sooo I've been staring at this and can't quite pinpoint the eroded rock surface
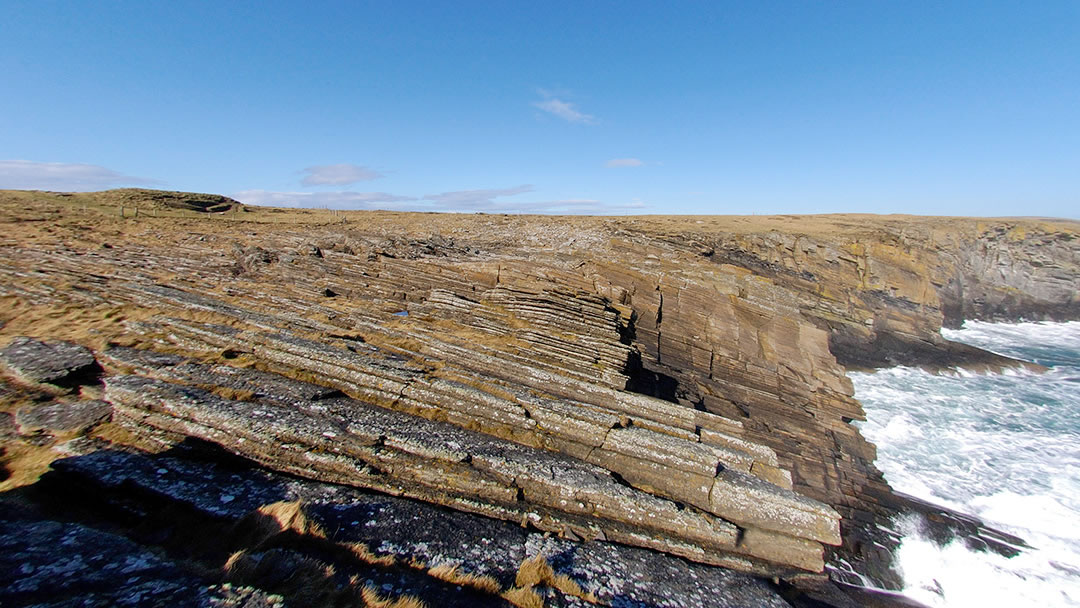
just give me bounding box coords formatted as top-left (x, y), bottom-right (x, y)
top-left (0, 190), bottom-right (1076, 605)
top-left (0, 337), bottom-right (99, 391)
top-left (15, 399), bottom-right (112, 435)
top-left (42, 446), bottom-right (792, 608)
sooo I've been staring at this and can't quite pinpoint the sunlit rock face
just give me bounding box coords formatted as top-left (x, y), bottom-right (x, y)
top-left (1, 189), bottom-right (1077, 601)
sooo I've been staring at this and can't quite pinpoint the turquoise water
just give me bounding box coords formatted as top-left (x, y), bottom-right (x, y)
top-left (852, 321), bottom-right (1080, 607)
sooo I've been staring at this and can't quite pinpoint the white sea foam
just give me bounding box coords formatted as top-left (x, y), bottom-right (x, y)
top-left (852, 320), bottom-right (1080, 607)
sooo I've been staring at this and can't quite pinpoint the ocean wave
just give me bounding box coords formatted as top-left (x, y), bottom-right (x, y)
top-left (852, 320), bottom-right (1080, 606)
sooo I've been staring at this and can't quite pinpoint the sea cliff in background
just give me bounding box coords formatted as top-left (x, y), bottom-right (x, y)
top-left (1, 189), bottom-right (1077, 607)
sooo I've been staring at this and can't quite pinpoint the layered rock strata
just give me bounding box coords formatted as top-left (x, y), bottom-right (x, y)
top-left (1, 189), bottom-right (1078, 597)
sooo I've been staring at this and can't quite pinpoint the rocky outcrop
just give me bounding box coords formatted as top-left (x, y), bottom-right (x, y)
top-left (660, 218), bottom-right (1080, 369)
top-left (1, 189), bottom-right (1077, 606)
top-left (0, 336), bottom-right (100, 391)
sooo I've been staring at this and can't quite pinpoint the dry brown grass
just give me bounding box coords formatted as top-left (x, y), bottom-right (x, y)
top-left (0, 442), bottom-right (62, 491)
top-left (208, 386), bottom-right (257, 402)
top-left (223, 548), bottom-right (347, 606)
top-left (505, 554), bottom-right (597, 606)
top-left (360, 586), bottom-right (427, 608)
top-left (514, 554), bottom-right (556, 589)
top-left (345, 541), bottom-right (396, 567)
top-left (0, 298), bottom-right (157, 353)
top-left (426, 562), bottom-right (502, 594)
top-left (224, 503), bottom-right (431, 608)
top-left (257, 499), bottom-right (327, 538)
top-left (501, 586), bottom-right (544, 608)
top-left (230, 499), bottom-right (327, 553)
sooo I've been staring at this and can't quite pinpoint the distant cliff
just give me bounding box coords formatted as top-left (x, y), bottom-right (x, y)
top-left (1, 189), bottom-right (1076, 607)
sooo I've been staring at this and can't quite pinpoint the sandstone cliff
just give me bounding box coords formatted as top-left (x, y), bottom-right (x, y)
top-left (1, 190), bottom-right (1075, 607)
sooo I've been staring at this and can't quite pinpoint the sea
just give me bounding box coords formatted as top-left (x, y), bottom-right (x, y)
top-left (851, 320), bottom-right (1080, 607)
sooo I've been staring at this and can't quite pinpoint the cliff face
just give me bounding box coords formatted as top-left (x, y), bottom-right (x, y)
top-left (668, 217), bottom-right (1080, 368)
top-left (1, 190), bottom-right (1077, 606)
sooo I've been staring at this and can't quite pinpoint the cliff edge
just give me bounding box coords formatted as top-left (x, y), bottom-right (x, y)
top-left (1, 190), bottom-right (1075, 607)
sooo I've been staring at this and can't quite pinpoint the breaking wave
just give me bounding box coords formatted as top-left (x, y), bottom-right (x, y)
top-left (852, 321), bottom-right (1080, 606)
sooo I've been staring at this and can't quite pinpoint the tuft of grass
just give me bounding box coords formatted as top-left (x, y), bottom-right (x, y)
top-left (346, 541), bottom-right (396, 567)
top-left (256, 499), bottom-right (326, 538)
top-left (0, 442), bottom-right (63, 491)
top-left (508, 554), bottom-right (597, 606)
top-left (551, 573), bottom-right (595, 601)
top-left (514, 554), bottom-right (555, 589)
top-left (231, 499), bottom-right (326, 551)
top-left (360, 586), bottom-right (428, 608)
top-left (223, 547), bottom-right (344, 606)
top-left (426, 562), bottom-right (502, 595)
top-left (501, 586), bottom-right (544, 608)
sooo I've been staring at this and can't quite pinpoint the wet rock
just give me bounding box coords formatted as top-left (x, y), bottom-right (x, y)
top-left (0, 337), bottom-right (99, 390)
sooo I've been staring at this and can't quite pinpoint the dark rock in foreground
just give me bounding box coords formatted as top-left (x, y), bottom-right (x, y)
top-left (42, 446), bottom-right (792, 607)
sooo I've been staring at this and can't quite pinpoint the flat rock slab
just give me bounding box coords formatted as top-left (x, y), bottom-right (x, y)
top-left (15, 400), bottom-right (112, 435)
top-left (0, 503), bottom-right (282, 608)
top-left (52, 447), bottom-right (790, 607)
top-left (0, 337), bottom-right (98, 389)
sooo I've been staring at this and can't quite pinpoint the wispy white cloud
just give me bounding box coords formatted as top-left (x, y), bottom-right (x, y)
top-left (422, 185), bottom-right (535, 211)
top-left (0, 160), bottom-right (159, 191)
top-left (505, 199), bottom-right (647, 215)
top-left (234, 184), bottom-right (649, 215)
top-left (605, 158), bottom-right (644, 168)
top-left (421, 186), bottom-right (648, 214)
top-left (232, 189), bottom-right (416, 209)
top-left (301, 163), bottom-right (382, 186)
top-left (532, 90), bottom-right (594, 124)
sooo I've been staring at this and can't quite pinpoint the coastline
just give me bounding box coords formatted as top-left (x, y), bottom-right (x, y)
top-left (1, 188), bottom-right (1078, 607)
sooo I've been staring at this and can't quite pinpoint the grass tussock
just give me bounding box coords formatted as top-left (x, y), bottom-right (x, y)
top-left (501, 586), bottom-right (544, 608)
top-left (257, 499), bottom-right (327, 538)
top-left (230, 499), bottom-right (326, 551)
top-left (224, 502), bottom-right (428, 608)
top-left (514, 554), bottom-right (556, 589)
top-left (504, 554), bottom-right (598, 606)
top-left (0, 442), bottom-right (62, 491)
top-left (426, 562), bottom-right (502, 594)
top-left (346, 541), bottom-right (396, 567)
top-left (360, 586), bottom-right (427, 608)
top-left (223, 548), bottom-right (347, 606)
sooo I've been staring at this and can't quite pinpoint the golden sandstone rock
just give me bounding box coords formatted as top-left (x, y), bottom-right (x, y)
top-left (1, 189), bottom-right (1076, 585)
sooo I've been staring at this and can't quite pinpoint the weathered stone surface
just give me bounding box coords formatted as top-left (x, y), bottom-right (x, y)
top-left (103, 371), bottom-right (804, 570)
top-left (101, 342), bottom-right (840, 571)
top-left (0, 337), bottom-right (98, 389)
top-left (0, 503), bottom-right (251, 608)
top-left (2, 189), bottom-right (1075, 600)
top-left (15, 400), bottom-right (112, 435)
top-left (47, 447), bottom-right (793, 607)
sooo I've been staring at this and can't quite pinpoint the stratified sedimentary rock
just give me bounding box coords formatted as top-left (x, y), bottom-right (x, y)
top-left (0, 189), bottom-right (1076, 603)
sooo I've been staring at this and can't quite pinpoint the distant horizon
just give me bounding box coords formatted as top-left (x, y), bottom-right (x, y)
top-left (2, 3), bottom-right (1077, 218)
top-left (9, 186), bottom-right (1080, 223)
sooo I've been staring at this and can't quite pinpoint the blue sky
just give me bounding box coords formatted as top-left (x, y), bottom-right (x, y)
top-left (1, 2), bottom-right (1077, 216)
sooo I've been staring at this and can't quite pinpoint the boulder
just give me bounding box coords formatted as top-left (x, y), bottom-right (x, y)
top-left (15, 400), bottom-right (112, 435)
top-left (0, 337), bottom-right (98, 390)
